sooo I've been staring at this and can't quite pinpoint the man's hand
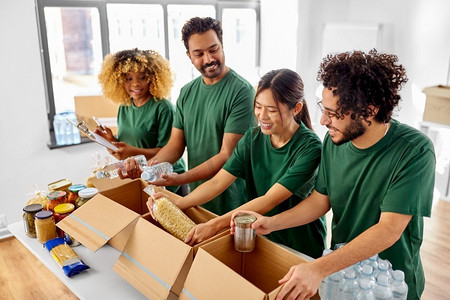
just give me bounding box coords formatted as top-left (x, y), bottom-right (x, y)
top-left (150, 172), bottom-right (184, 187)
top-left (184, 221), bottom-right (217, 245)
top-left (117, 156), bottom-right (144, 179)
top-left (230, 210), bottom-right (273, 236)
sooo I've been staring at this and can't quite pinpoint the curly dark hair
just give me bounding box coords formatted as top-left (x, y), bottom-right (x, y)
top-left (181, 17), bottom-right (223, 52)
top-left (317, 49), bottom-right (408, 123)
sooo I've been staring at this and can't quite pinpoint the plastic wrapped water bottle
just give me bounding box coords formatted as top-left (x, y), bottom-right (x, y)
top-left (355, 278), bottom-right (376, 300)
top-left (318, 249), bottom-right (333, 299)
top-left (391, 270), bottom-right (408, 299)
top-left (373, 274), bottom-right (393, 299)
top-left (141, 162), bottom-right (173, 182)
top-left (376, 259), bottom-right (392, 283)
top-left (338, 268), bottom-right (359, 299)
top-left (327, 269), bottom-right (344, 300)
top-left (360, 263), bottom-right (376, 289)
top-left (96, 154), bottom-right (148, 179)
top-left (67, 111), bottom-right (81, 144)
top-left (53, 113), bottom-right (65, 145)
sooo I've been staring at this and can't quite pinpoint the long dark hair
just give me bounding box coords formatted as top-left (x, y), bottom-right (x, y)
top-left (255, 69), bottom-right (312, 130)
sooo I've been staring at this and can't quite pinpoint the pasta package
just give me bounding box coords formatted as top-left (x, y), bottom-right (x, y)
top-left (44, 237), bottom-right (90, 277)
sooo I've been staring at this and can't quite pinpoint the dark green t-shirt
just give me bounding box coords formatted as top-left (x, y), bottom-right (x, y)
top-left (315, 119), bottom-right (435, 299)
top-left (117, 98), bottom-right (186, 192)
top-left (173, 69), bottom-right (255, 215)
top-left (223, 124), bottom-right (326, 258)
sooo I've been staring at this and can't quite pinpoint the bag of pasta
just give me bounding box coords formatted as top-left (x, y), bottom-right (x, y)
top-left (44, 237), bottom-right (90, 277)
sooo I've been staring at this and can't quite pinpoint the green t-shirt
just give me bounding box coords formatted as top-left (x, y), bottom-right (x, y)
top-left (174, 69), bottom-right (255, 215)
top-left (223, 124), bottom-right (326, 258)
top-left (315, 119), bottom-right (435, 299)
top-left (117, 98), bottom-right (186, 192)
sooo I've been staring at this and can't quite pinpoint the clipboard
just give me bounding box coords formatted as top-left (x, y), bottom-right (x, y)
top-left (67, 118), bottom-right (119, 151)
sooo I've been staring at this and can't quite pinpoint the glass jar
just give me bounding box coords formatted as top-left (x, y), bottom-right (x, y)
top-left (46, 190), bottom-right (66, 212)
top-left (35, 210), bottom-right (57, 244)
top-left (54, 203), bottom-right (75, 237)
top-left (22, 204), bottom-right (43, 238)
top-left (67, 184), bottom-right (86, 206)
top-left (76, 187), bottom-right (98, 208)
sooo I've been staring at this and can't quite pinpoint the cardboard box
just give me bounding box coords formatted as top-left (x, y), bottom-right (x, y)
top-left (57, 178), bottom-right (226, 299)
top-left (180, 235), bottom-right (319, 300)
top-left (422, 85), bottom-right (450, 125)
top-left (74, 95), bottom-right (119, 134)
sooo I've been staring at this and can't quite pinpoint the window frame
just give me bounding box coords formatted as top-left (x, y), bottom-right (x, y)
top-left (35, 0), bottom-right (260, 149)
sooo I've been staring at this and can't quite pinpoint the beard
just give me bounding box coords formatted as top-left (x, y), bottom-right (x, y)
top-left (199, 60), bottom-right (224, 79)
top-left (333, 118), bottom-right (366, 146)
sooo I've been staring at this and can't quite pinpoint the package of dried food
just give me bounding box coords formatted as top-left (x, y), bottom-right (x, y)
top-left (44, 237), bottom-right (90, 277)
top-left (144, 185), bottom-right (195, 241)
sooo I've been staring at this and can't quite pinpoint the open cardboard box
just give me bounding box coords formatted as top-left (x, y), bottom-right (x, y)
top-left (180, 234), bottom-right (320, 300)
top-left (422, 85), bottom-right (450, 125)
top-left (58, 178), bottom-right (227, 299)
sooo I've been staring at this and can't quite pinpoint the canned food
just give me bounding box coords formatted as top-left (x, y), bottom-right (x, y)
top-left (46, 190), bottom-right (66, 212)
top-left (54, 203), bottom-right (75, 237)
top-left (67, 184), bottom-right (86, 205)
top-left (23, 204), bottom-right (43, 238)
top-left (48, 179), bottom-right (72, 193)
top-left (233, 213), bottom-right (256, 252)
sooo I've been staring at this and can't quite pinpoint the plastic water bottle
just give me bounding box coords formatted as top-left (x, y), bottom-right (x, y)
top-left (318, 249), bottom-right (333, 299)
top-left (67, 111), bottom-right (81, 144)
top-left (338, 268), bottom-right (359, 299)
top-left (96, 154), bottom-right (148, 179)
top-left (360, 264), bottom-right (376, 288)
top-left (376, 259), bottom-right (392, 283)
top-left (141, 162), bottom-right (173, 182)
top-left (373, 274), bottom-right (393, 299)
top-left (391, 270), bottom-right (408, 299)
top-left (355, 278), bottom-right (376, 300)
top-left (53, 113), bottom-right (65, 145)
top-left (327, 269), bottom-right (344, 300)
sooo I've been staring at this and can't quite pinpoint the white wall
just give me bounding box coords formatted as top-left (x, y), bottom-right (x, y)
top-left (1, 0), bottom-right (450, 227)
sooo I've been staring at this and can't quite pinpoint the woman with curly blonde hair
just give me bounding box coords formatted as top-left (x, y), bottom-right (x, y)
top-left (96, 48), bottom-right (186, 194)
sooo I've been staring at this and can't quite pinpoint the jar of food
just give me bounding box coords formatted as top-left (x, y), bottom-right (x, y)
top-left (76, 187), bottom-right (98, 208)
top-left (67, 184), bottom-right (86, 206)
top-left (54, 203), bottom-right (75, 237)
top-left (35, 210), bottom-right (57, 244)
top-left (46, 190), bottom-right (66, 212)
top-left (233, 213), bottom-right (256, 252)
top-left (22, 204), bottom-right (43, 238)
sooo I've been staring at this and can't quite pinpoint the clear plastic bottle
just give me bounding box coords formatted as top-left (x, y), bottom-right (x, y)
top-left (373, 274), bottom-right (393, 299)
top-left (360, 263), bottom-right (376, 289)
top-left (391, 270), bottom-right (408, 299)
top-left (338, 268), bottom-right (359, 300)
top-left (318, 249), bottom-right (333, 299)
top-left (355, 278), bottom-right (376, 300)
top-left (141, 162), bottom-right (173, 182)
top-left (53, 113), bottom-right (65, 145)
top-left (376, 259), bottom-right (392, 283)
top-left (96, 154), bottom-right (148, 179)
top-left (327, 269), bottom-right (344, 300)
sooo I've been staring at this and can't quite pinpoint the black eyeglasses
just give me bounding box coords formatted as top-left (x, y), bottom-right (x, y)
top-left (317, 101), bottom-right (340, 122)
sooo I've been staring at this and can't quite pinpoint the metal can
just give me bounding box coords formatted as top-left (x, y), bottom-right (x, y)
top-left (48, 179), bottom-right (72, 193)
top-left (22, 204), bottom-right (43, 238)
top-left (233, 213), bottom-right (256, 252)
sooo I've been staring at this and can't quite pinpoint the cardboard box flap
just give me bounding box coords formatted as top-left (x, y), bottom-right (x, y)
top-left (90, 176), bottom-right (133, 192)
top-left (57, 194), bottom-right (139, 252)
top-left (179, 248), bottom-right (266, 300)
top-left (99, 179), bottom-right (150, 214)
top-left (113, 218), bottom-right (193, 299)
top-left (422, 85), bottom-right (450, 98)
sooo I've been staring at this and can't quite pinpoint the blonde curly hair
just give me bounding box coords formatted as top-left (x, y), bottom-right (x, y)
top-left (98, 48), bottom-right (173, 105)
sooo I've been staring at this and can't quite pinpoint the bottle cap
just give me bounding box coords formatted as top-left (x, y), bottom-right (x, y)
top-left (35, 210), bottom-right (54, 219)
top-left (141, 171), bottom-right (155, 182)
top-left (79, 187), bottom-right (99, 199)
top-left (68, 184), bottom-right (87, 193)
top-left (54, 203), bottom-right (75, 214)
top-left (47, 190), bottom-right (66, 200)
top-left (23, 203), bottom-right (43, 213)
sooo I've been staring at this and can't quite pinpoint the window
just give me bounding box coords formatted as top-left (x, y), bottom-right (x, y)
top-left (36, 0), bottom-right (260, 148)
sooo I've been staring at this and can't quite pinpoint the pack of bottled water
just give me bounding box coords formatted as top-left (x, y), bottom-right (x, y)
top-left (318, 245), bottom-right (408, 300)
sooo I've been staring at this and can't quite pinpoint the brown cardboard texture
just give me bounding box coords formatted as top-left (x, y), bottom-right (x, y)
top-left (99, 179), bottom-right (151, 214)
top-left (180, 235), bottom-right (319, 300)
top-left (74, 94), bottom-right (119, 134)
top-left (90, 176), bottom-right (133, 192)
top-left (422, 85), bottom-right (450, 125)
top-left (57, 193), bottom-right (140, 252)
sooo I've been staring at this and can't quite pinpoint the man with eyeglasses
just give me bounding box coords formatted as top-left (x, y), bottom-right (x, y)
top-left (232, 49), bottom-right (435, 300)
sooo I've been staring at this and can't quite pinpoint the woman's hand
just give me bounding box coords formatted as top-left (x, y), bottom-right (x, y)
top-left (117, 156), bottom-right (144, 179)
top-left (94, 125), bottom-right (115, 142)
top-left (184, 221), bottom-right (217, 246)
top-left (230, 210), bottom-right (273, 236)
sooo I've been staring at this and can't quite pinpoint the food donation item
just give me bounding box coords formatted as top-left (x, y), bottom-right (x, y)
top-left (48, 179), bottom-right (72, 193)
top-left (233, 213), bottom-right (256, 252)
top-left (22, 204), bottom-right (43, 238)
top-left (46, 191), bottom-right (66, 212)
top-left (35, 210), bottom-right (57, 244)
top-left (67, 184), bottom-right (86, 206)
top-left (144, 185), bottom-right (195, 241)
top-left (44, 237), bottom-right (90, 277)
top-left (54, 203), bottom-right (75, 237)
top-left (76, 187), bottom-right (98, 208)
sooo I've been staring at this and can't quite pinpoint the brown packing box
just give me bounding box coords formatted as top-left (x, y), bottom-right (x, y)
top-left (422, 85), bottom-right (450, 125)
top-left (57, 178), bottom-right (227, 299)
top-left (180, 235), bottom-right (319, 300)
top-left (74, 94), bottom-right (119, 134)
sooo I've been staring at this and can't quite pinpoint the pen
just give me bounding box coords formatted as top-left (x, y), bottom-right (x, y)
top-left (92, 116), bottom-right (106, 133)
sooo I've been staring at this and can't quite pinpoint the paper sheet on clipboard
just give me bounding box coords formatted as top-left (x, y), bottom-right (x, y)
top-left (67, 118), bottom-right (119, 151)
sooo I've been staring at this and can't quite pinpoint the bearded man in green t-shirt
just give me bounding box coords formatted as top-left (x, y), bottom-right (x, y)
top-left (126, 17), bottom-right (255, 215)
top-left (233, 49), bottom-right (435, 300)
